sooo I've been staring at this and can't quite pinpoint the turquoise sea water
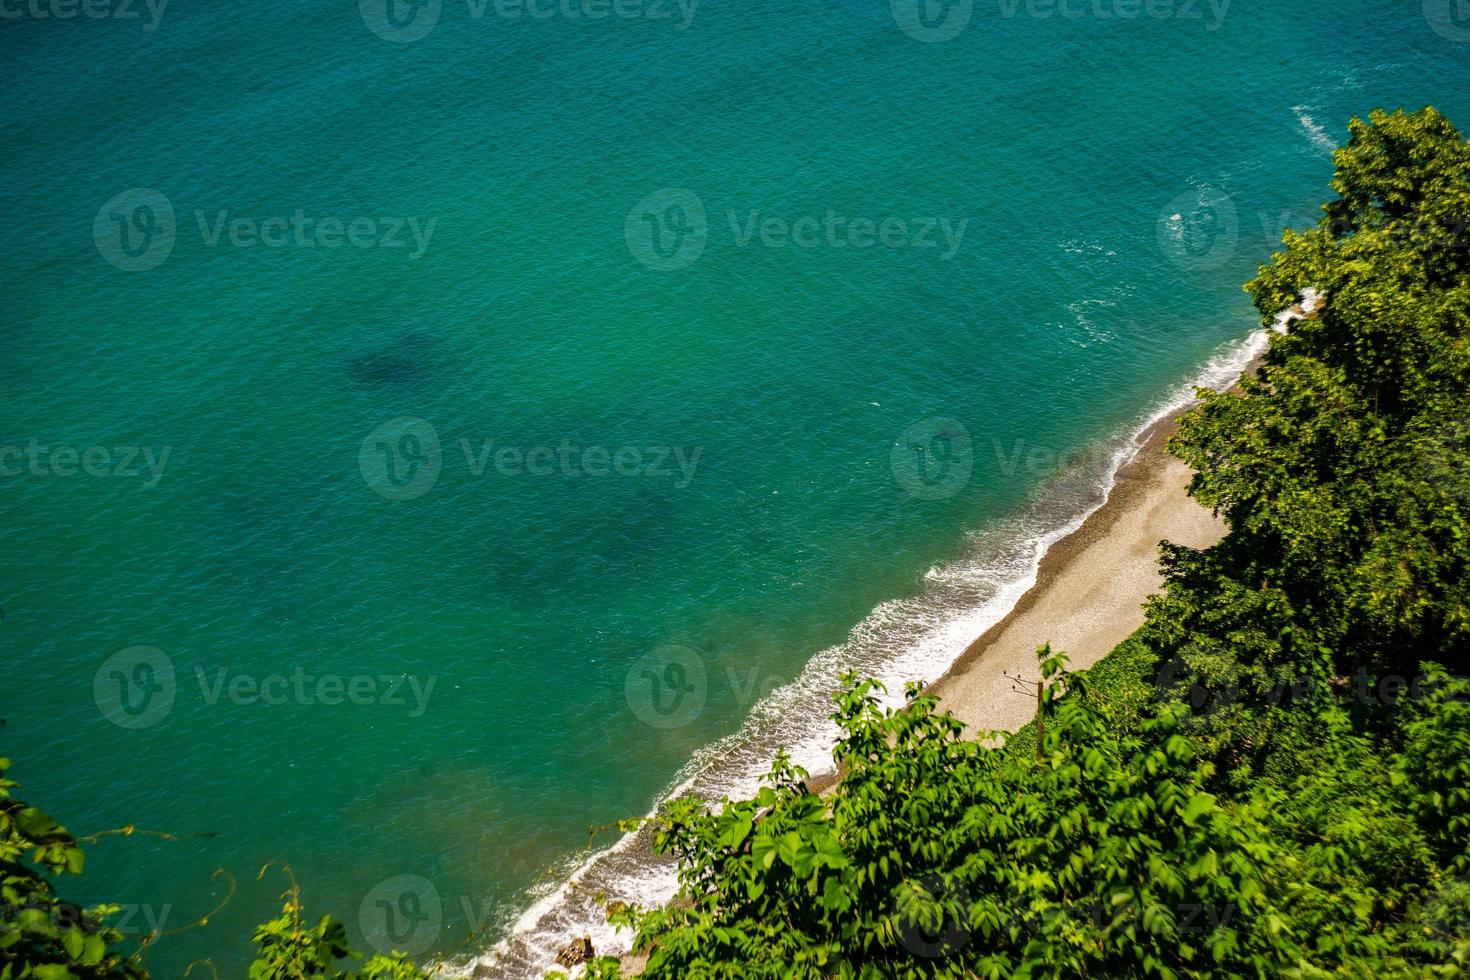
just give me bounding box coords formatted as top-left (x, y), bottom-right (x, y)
top-left (3, 0), bottom-right (1469, 974)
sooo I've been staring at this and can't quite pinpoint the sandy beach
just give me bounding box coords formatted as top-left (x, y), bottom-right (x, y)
top-left (926, 418), bottom-right (1227, 734)
top-left (612, 415), bottom-right (1229, 972)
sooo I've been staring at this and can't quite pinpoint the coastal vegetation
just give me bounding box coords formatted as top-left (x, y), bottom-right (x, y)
top-left (560, 105), bottom-right (1470, 978)
top-left (3, 106), bottom-right (1466, 978)
top-left (0, 755), bottom-right (430, 978)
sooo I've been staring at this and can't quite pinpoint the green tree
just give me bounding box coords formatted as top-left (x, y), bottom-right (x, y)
top-left (567, 107), bottom-right (1470, 979)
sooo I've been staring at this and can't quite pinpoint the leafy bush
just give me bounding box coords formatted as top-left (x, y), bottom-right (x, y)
top-left (247, 873), bottom-right (427, 980)
top-left (0, 758), bottom-right (146, 979)
top-left (4, 105), bottom-right (1468, 980)
top-left (567, 107), bottom-right (1470, 979)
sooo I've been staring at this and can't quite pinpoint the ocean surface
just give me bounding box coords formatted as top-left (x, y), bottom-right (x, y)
top-left (3, 0), bottom-right (1468, 974)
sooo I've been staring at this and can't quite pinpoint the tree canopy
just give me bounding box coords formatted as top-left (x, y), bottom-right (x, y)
top-left (4, 106), bottom-right (1467, 980)
top-left (559, 106), bottom-right (1470, 979)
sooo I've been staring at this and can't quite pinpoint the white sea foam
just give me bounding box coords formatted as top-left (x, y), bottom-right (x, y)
top-left (1292, 105), bottom-right (1338, 157)
top-left (1272, 286), bottom-right (1322, 333)
top-left (454, 301), bottom-right (1312, 979)
top-left (1064, 297), bottom-right (1121, 348)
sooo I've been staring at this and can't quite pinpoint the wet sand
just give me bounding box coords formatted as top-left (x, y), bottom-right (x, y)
top-left (615, 416), bottom-right (1231, 974)
top-left (926, 418), bottom-right (1226, 734)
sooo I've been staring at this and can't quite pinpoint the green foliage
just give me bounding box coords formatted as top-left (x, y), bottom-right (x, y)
top-left (1395, 667), bottom-right (1470, 874)
top-left (612, 653), bottom-right (1336, 978)
top-left (1251, 110), bottom-right (1462, 632)
top-left (4, 104), bottom-right (1468, 980)
top-left (0, 757), bottom-right (430, 980)
top-left (246, 878), bottom-right (429, 980)
top-left (568, 106), bottom-right (1470, 979)
top-left (1146, 105), bottom-right (1470, 771)
top-left (0, 758), bottom-right (146, 980)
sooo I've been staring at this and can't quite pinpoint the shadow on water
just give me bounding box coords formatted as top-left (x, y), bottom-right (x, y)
top-left (345, 332), bottom-right (440, 388)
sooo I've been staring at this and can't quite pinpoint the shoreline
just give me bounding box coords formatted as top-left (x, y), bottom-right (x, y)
top-left (916, 295), bottom-right (1320, 737)
top-left (925, 414), bottom-right (1226, 734)
top-left (506, 414), bottom-right (1230, 975)
top-left (606, 417), bottom-right (1227, 968)
top-left (803, 412), bottom-right (1228, 800)
top-left (496, 319), bottom-right (1306, 974)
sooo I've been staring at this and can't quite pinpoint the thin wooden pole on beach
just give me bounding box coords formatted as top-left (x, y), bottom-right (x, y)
top-left (1004, 670), bottom-right (1044, 760)
top-left (1035, 679), bottom-right (1044, 760)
